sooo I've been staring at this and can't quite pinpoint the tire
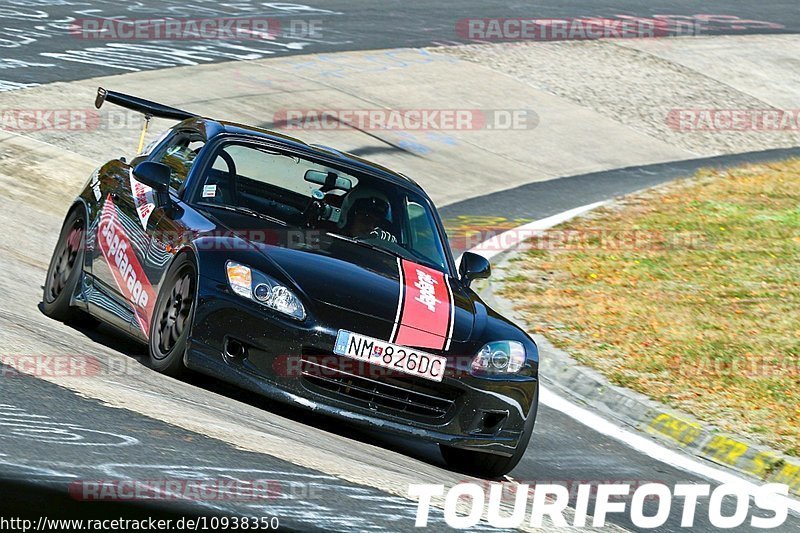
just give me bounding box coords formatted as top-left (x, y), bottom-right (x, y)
top-left (440, 392), bottom-right (538, 479)
top-left (42, 209), bottom-right (87, 322)
top-left (148, 254), bottom-right (197, 376)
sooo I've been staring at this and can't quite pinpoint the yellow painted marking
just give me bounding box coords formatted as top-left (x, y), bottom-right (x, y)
top-left (702, 436), bottom-right (749, 466)
top-left (647, 413), bottom-right (702, 446)
top-left (751, 451), bottom-right (782, 478)
top-left (772, 463), bottom-right (800, 491)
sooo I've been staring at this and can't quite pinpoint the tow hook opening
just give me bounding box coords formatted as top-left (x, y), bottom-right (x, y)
top-left (475, 410), bottom-right (508, 435)
top-left (224, 338), bottom-right (247, 359)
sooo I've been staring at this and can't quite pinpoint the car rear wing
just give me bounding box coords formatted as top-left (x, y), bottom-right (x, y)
top-left (94, 87), bottom-right (198, 152)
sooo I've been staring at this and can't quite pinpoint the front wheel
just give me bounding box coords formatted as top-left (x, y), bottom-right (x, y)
top-left (148, 254), bottom-right (197, 376)
top-left (441, 394), bottom-right (538, 478)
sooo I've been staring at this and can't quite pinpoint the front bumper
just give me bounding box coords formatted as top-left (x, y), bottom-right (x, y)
top-left (187, 276), bottom-right (539, 456)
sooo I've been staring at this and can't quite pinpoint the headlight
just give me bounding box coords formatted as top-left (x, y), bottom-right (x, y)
top-left (471, 341), bottom-right (526, 375)
top-left (225, 261), bottom-right (306, 320)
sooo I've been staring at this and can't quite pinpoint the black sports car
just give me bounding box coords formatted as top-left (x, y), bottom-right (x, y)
top-left (43, 88), bottom-right (539, 477)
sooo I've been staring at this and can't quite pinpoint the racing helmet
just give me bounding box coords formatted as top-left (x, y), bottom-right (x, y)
top-left (338, 189), bottom-right (392, 230)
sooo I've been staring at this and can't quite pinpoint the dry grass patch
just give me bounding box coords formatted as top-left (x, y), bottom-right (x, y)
top-left (500, 160), bottom-right (800, 456)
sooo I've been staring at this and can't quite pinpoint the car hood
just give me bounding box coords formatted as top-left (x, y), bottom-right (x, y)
top-left (203, 212), bottom-right (474, 349)
top-left (264, 239), bottom-right (474, 348)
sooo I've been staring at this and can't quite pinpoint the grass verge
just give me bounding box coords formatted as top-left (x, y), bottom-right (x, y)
top-left (499, 160), bottom-right (800, 456)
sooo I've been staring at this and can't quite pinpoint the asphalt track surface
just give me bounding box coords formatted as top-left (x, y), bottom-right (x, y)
top-left (2, 1), bottom-right (800, 532)
top-left (0, 0), bottom-right (798, 87)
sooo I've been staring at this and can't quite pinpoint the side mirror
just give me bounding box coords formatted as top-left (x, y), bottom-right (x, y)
top-left (133, 161), bottom-right (171, 193)
top-left (459, 251), bottom-right (491, 286)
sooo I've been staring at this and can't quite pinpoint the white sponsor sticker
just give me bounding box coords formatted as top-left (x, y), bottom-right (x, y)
top-left (90, 169), bottom-right (102, 201)
top-left (202, 184), bottom-right (217, 198)
top-left (129, 169), bottom-right (155, 230)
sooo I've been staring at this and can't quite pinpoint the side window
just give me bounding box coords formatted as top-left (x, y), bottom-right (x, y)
top-left (152, 131), bottom-right (205, 191)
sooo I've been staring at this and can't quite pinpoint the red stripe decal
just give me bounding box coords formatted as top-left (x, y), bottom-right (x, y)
top-left (98, 195), bottom-right (157, 336)
top-left (393, 259), bottom-right (452, 350)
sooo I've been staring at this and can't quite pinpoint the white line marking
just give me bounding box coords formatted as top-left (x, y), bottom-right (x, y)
top-left (443, 275), bottom-right (455, 352)
top-left (457, 200), bottom-right (607, 265)
top-left (465, 200), bottom-right (800, 514)
top-left (541, 386), bottom-right (800, 513)
top-left (389, 256), bottom-right (403, 342)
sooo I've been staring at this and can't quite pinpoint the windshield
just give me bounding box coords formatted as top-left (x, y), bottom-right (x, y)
top-left (191, 141), bottom-right (450, 272)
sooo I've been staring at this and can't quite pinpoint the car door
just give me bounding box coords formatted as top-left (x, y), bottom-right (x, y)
top-left (89, 154), bottom-right (159, 337)
top-left (89, 129), bottom-right (190, 338)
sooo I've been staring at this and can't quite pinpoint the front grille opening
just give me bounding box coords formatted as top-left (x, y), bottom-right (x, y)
top-left (299, 354), bottom-right (459, 421)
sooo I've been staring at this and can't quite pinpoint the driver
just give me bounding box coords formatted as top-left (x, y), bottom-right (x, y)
top-left (346, 197), bottom-right (397, 243)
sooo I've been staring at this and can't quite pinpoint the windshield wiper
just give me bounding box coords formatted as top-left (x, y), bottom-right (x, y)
top-left (329, 232), bottom-right (446, 272)
top-left (327, 232), bottom-right (400, 259)
top-left (199, 203), bottom-right (286, 226)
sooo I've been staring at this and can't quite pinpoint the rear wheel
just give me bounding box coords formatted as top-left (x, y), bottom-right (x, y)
top-left (441, 394), bottom-right (538, 479)
top-left (148, 254), bottom-right (197, 376)
top-left (43, 209), bottom-right (87, 321)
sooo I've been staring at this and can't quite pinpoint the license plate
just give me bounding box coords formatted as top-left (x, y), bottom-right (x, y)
top-left (333, 330), bottom-right (447, 382)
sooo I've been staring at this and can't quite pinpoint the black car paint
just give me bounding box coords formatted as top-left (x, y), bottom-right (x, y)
top-left (64, 118), bottom-right (539, 456)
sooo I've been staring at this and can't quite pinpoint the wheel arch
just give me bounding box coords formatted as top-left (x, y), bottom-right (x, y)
top-left (153, 245), bottom-right (201, 293)
top-left (68, 197), bottom-right (90, 217)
